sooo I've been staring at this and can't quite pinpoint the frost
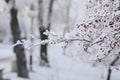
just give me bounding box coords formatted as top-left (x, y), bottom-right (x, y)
top-left (12, 40), bottom-right (23, 47)
top-left (43, 30), bottom-right (49, 36)
top-left (30, 34), bottom-right (37, 39)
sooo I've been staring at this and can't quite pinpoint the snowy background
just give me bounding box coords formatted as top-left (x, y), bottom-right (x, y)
top-left (0, 0), bottom-right (120, 80)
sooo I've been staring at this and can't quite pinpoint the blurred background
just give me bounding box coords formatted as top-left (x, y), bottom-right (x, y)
top-left (0, 0), bottom-right (119, 80)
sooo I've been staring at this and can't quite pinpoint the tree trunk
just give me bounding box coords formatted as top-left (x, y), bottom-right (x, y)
top-left (47, 0), bottom-right (54, 30)
top-left (107, 56), bottom-right (119, 80)
top-left (39, 27), bottom-right (49, 65)
top-left (10, 7), bottom-right (29, 78)
top-left (38, 0), bottom-right (48, 66)
top-left (38, 0), bottom-right (54, 66)
top-left (29, 5), bottom-right (34, 71)
top-left (63, 0), bottom-right (72, 33)
top-left (107, 68), bottom-right (112, 80)
top-left (0, 69), bottom-right (3, 80)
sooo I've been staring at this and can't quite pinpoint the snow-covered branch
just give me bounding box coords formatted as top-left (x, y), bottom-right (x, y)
top-left (13, 0), bottom-right (120, 63)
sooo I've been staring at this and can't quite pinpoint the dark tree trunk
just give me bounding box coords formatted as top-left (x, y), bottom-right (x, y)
top-left (0, 69), bottom-right (3, 80)
top-left (10, 7), bottom-right (29, 78)
top-left (107, 56), bottom-right (119, 80)
top-left (39, 27), bottom-right (49, 65)
top-left (38, 0), bottom-right (49, 66)
top-left (38, 0), bottom-right (54, 66)
top-left (107, 68), bottom-right (112, 80)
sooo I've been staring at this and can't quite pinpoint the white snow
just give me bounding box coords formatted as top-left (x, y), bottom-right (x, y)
top-left (1, 44), bottom-right (120, 80)
top-left (0, 0), bottom-right (119, 80)
top-left (0, 44), bottom-right (14, 60)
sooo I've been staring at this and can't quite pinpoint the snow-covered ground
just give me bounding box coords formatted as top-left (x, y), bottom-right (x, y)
top-left (0, 44), bottom-right (119, 80)
top-left (0, 44), bottom-right (15, 72)
top-left (0, 44), bottom-right (14, 60)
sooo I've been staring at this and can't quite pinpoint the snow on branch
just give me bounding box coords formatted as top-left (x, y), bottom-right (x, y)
top-left (12, 0), bottom-right (120, 63)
